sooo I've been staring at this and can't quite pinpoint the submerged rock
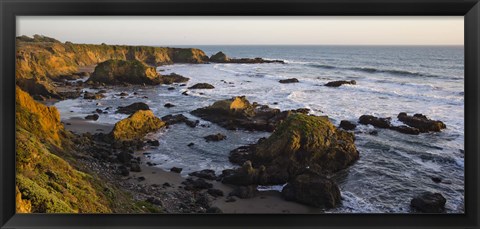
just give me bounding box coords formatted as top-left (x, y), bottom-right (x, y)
top-left (279, 78), bottom-right (299, 84)
top-left (87, 59), bottom-right (161, 85)
top-left (116, 102), bottom-right (150, 114)
top-left (188, 83), bottom-right (215, 89)
top-left (281, 173), bottom-right (341, 208)
top-left (110, 110), bottom-right (165, 141)
top-left (204, 133), bottom-right (226, 142)
top-left (397, 113), bottom-right (446, 132)
top-left (324, 80), bottom-right (356, 87)
top-left (410, 192), bottom-right (446, 213)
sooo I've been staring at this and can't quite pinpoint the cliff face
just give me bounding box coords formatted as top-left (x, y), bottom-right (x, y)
top-left (16, 36), bottom-right (209, 81)
top-left (15, 87), bottom-right (159, 213)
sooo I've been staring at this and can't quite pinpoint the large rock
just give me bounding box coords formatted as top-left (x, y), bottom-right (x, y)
top-left (281, 173), bottom-right (341, 208)
top-left (410, 192), bottom-right (446, 213)
top-left (397, 113), bottom-right (446, 132)
top-left (253, 114), bottom-right (359, 176)
top-left (87, 59), bottom-right (161, 85)
top-left (191, 96), bottom-right (296, 132)
top-left (116, 102), bottom-right (150, 114)
top-left (110, 110), bottom-right (165, 141)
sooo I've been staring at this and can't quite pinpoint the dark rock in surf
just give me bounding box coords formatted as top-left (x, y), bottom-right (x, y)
top-left (279, 78), bottom-right (299, 84)
top-left (359, 115), bottom-right (391, 129)
top-left (324, 80), bottom-right (356, 87)
top-left (164, 103), bottom-right (175, 108)
top-left (204, 133), bottom-right (226, 142)
top-left (116, 102), bottom-right (150, 114)
top-left (397, 113), bottom-right (446, 132)
top-left (188, 83), bottom-right (215, 89)
top-left (410, 192), bottom-right (446, 213)
top-left (339, 120), bottom-right (357, 130)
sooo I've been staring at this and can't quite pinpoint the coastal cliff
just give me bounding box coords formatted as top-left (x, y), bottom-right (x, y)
top-left (15, 86), bottom-right (159, 213)
top-left (16, 35), bottom-right (209, 81)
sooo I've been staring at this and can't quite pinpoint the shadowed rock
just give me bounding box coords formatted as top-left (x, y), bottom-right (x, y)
top-left (324, 80), bottom-right (356, 87)
top-left (397, 113), bottom-right (446, 132)
top-left (188, 83), bottom-right (215, 89)
top-left (339, 120), bottom-right (357, 130)
top-left (279, 78), bottom-right (299, 84)
top-left (411, 192), bottom-right (446, 213)
top-left (116, 102), bottom-right (150, 114)
top-left (281, 172), bottom-right (341, 208)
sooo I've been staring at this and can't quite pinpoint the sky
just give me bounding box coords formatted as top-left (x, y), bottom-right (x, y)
top-left (17, 16), bottom-right (463, 46)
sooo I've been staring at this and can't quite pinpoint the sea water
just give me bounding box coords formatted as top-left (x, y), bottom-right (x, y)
top-left (55, 45), bottom-right (464, 213)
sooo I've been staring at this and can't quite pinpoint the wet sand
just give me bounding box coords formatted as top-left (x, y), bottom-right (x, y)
top-left (63, 117), bottom-right (113, 134)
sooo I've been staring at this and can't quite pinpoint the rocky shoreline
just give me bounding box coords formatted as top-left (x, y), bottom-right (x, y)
top-left (15, 35), bottom-right (451, 214)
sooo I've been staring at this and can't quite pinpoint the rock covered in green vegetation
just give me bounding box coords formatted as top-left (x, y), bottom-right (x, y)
top-left (253, 113), bottom-right (359, 175)
top-left (87, 59), bottom-right (161, 85)
top-left (110, 110), bottom-right (165, 141)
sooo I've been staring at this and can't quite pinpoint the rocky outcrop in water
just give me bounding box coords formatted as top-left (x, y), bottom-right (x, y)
top-left (324, 80), bottom-right (356, 87)
top-left (397, 113), bottom-right (446, 132)
top-left (358, 113), bottom-right (444, 135)
top-left (188, 83), bottom-right (215, 89)
top-left (209, 51), bottom-right (284, 64)
top-left (279, 78), bottom-right (299, 84)
top-left (191, 96), bottom-right (307, 132)
top-left (158, 73), bottom-right (190, 84)
top-left (116, 102), bottom-right (150, 114)
top-left (110, 110), bottom-right (166, 142)
top-left (410, 192), bottom-right (446, 213)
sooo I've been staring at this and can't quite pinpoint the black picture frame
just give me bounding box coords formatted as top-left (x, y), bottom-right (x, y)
top-left (1, 0), bottom-right (479, 228)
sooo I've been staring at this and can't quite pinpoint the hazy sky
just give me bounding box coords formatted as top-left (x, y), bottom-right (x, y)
top-left (17, 16), bottom-right (463, 46)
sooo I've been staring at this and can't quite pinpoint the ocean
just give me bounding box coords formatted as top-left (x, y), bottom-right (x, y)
top-left (55, 45), bottom-right (464, 213)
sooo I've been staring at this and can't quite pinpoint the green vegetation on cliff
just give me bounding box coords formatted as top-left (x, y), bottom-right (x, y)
top-left (15, 87), bottom-right (160, 213)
